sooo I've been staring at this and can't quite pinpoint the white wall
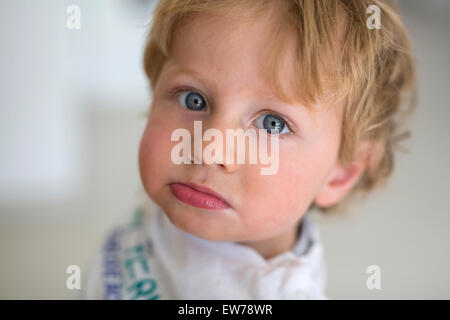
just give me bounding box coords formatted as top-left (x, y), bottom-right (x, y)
top-left (319, 0), bottom-right (450, 299)
top-left (0, 0), bottom-right (155, 298)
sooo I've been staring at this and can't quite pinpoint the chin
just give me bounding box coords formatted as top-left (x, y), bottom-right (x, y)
top-left (163, 204), bottom-right (232, 242)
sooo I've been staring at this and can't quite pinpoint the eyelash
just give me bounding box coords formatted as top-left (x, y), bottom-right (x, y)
top-left (169, 85), bottom-right (206, 106)
top-left (168, 86), bottom-right (296, 138)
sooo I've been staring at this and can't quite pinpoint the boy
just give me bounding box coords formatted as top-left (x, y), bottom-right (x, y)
top-left (84, 0), bottom-right (415, 299)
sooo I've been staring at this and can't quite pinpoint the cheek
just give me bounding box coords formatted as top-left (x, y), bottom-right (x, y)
top-left (239, 144), bottom-right (334, 235)
top-left (237, 151), bottom-right (310, 235)
top-left (265, 147), bottom-right (324, 204)
top-left (138, 112), bottom-right (177, 195)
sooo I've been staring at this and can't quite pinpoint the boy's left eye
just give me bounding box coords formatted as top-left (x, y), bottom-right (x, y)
top-left (175, 90), bottom-right (207, 111)
top-left (253, 114), bottom-right (291, 135)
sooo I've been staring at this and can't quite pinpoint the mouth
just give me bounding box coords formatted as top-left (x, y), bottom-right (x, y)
top-left (169, 182), bottom-right (232, 210)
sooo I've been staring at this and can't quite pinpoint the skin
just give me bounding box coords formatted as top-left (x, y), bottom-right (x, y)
top-left (138, 11), bottom-right (370, 260)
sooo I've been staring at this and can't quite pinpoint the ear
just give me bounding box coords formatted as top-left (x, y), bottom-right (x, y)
top-left (314, 141), bottom-right (373, 208)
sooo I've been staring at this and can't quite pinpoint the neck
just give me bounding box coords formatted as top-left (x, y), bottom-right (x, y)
top-left (236, 220), bottom-right (301, 260)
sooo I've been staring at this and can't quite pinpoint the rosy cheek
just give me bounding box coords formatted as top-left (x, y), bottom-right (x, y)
top-left (272, 151), bottom-right (316, 210)
top-left (140, 129), bottom-right (162, 167)
top-left (139, 122), bottom-right (160, 158)
top-left (138, 138), bottom-right (149, 170)
top-left (138, 130), bottom-right (154, 181)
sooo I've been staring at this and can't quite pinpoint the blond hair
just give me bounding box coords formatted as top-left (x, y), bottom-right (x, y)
top-left (142, 0), bottom-right (417, 214)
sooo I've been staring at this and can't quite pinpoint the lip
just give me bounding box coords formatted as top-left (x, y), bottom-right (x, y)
top-left (169, 182), bottom-right (231, 210)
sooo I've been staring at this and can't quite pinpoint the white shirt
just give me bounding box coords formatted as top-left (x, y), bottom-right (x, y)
top-left (83, 202), bottom-right (327, 299)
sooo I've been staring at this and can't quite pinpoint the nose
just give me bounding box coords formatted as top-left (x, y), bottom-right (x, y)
top-left (190, 116), bottom-right (241, 173)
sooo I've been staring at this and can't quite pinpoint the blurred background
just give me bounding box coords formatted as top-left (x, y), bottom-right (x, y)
top-left (0, 0), bottom-right (449, 299)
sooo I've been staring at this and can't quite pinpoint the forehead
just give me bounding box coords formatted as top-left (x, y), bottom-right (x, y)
top-left (167, 11), bottom-right (298, 105)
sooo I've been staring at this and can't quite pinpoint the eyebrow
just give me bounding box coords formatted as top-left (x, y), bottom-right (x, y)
top-left (166, 67), bottom-right (209, 86)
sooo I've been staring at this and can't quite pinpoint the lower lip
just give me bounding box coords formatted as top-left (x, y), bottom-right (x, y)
top-left (169, 183), bottom-right (231, 210)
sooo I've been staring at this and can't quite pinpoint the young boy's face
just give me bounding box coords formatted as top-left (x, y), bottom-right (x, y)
top-left (139, 12), bottom-right (346, 251)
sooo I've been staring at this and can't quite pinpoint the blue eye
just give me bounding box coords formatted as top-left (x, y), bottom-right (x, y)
top-left (254, 114), bottom-right (291, 135)
top-left (176, 90), bottom-right (207, 111)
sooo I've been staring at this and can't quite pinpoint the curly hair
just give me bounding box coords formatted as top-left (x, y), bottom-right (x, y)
top-left (142, 0), bottom-right (417, 214)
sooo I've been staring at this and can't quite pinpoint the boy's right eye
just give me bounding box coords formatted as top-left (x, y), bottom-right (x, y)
top-left (175, 89), bottom-right (207, 111)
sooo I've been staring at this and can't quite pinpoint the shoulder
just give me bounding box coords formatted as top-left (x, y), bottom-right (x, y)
top-left (82, 206), bottom-right (155, 300)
